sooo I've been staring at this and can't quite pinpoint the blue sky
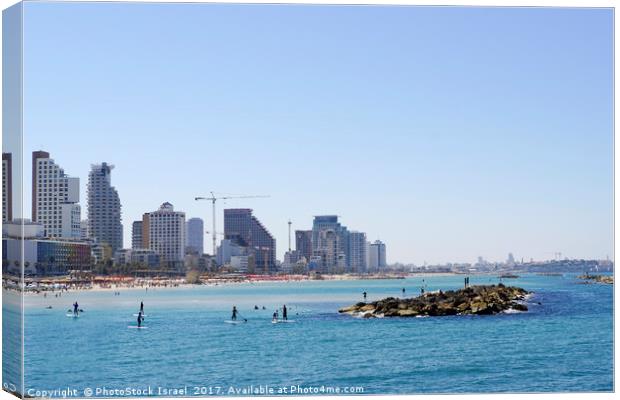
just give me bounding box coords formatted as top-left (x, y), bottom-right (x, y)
top-left (17, 3), bottom-right (613, 264)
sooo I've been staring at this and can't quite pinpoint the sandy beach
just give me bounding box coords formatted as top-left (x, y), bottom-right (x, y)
top-left (5, 272), bottom-right (465, 296)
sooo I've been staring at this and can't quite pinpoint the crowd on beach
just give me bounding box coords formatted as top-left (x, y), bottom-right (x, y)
top-left (2, 271), bottom-right (444, 295)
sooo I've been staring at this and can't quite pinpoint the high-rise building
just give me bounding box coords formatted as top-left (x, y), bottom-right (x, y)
top-left (348, 231), bottom-right (367, 273)
top-left (143, 202), bottom-right (185, 269)
top-left (3, 153), bottom-right (12, 222)
top-left (368, 240), bottom-right (387, 270)
top-left (131, 220), bottom-right (143, 249)
top-left (507, 253), bottom-right (516, 266)
top-left (87, 163), bottom-right (123, 253)
top-left (295, 230), bottom-right (312, 262)
top-left (224, 208), bottom-right (276, 273)
top-left (32, 151), bottom-right (81, 238)
top-left (312, 216), bottom-right (349, 273)
top-left (185, 217), bottom-right (204, 255)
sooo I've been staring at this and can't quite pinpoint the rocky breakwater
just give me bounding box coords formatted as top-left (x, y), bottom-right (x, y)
top-left (578, 274), bottom-right (613, 285)
top-left (339, 284), bottom-right (530, 318)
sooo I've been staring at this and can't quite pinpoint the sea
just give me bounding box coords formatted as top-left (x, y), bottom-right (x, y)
top-left (2, 273), bottom-right (614, 396)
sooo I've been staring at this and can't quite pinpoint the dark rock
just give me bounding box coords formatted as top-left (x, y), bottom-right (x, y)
top-left (338, 285), bottom-right (531, 318)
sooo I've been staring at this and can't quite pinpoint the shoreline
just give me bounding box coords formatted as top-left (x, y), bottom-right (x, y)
top-left (9, 272), bottom-right (463, 295)
top-left (7, 271), bottom-right (605, 296)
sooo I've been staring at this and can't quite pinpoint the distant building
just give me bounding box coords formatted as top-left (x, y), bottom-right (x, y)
top-left (281, 250), bottom-right (300, 273)
top-left (230, 255), bottom-right (250, 273)
top-left (312, 216), bottom-right (348, 273)
top-left (367, 240), bottom-right (387, 270)
top-left (185, 217), bottom-right (204, 255)
top-left (348, 231), bottom-right (367, 273)
top-left (130, 249), bottom-right (160, 269)
top-left (507, 253), bottom-right (516, 266)
top-left (80, 219), bottom-right (89, 239)
top-left (113, 249), bottom-right (132, 266)
top-left (113, 248), bottom-right (160, 270)
top-left (91, 241), bottom-right (113, 265)
top-left (143, 202), bottom-right (186, 270)
top-left (216, 238), bottom-right (248, 266)
top-left (224, 208), bottom-right (276, 273)
top-left (3, 153), bottom-right (12, 222)
top-left (32, 151), bottom-right (81, 238)
top-left (2, 220), bottom-right (91, 275)
top-left (295, 230), bottom-right (312, 262)
top-left (131, 221), bottom-right (143, 249)
top-left (87, 163), bottom-right (123, 253)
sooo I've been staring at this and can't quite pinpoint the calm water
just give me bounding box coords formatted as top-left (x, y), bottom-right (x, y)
top-left (9, 274), bottom-right (614, 395)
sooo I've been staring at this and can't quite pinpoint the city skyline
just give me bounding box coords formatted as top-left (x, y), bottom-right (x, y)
top-left (11, 4), bottom-right (613, 264)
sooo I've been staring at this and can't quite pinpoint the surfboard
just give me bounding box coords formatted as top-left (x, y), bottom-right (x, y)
top-left (224, 320), bottom-right (245, 324)
top-left (128, 326), bottom-right (148, 329)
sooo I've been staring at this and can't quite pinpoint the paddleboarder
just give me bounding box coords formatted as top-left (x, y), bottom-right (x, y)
top-left (232, 306), bottom-right (238, 321)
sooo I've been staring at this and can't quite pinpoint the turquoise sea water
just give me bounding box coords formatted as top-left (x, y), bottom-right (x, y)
top-left (10, 274), bottom-right (615, 395)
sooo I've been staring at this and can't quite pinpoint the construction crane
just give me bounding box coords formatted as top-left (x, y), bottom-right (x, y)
top-left (195, 192), bottom-right (269, 256)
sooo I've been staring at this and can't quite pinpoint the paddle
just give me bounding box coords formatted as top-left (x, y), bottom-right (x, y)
top-left (236, 311), bottom-right (248, 323)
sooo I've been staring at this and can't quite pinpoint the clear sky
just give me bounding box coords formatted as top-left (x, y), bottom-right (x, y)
top-left (18, 3), bottom-right (613, 265)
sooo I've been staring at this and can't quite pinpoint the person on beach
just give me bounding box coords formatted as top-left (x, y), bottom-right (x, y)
top-left (282, 305), bottom-right (288, 321)
top-left (232, 306), bottom-right (238, 321)
top-left (73, 301), bottom-right (79, 315)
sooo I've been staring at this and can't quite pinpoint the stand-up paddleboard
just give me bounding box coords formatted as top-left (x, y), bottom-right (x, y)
top-left (132, 314), bottom-right (148, 317)
top-left (272, 319), bottom-right (295, 324)
top-left (66, 313), bottom-right (80, 318)
top-left (128, 326), bottom-right (148, 329)
top-left (224, 320), bottom-right (246, 324)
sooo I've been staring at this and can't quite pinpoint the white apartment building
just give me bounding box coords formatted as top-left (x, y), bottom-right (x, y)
top-left (367, 240), bottom-right (387, 271)
top-left (32, 151), bottom-right (81, 238)
top-left (348, 231), bottom-right (368, 273)
top-left (143, 202), bottom-right (185, 269)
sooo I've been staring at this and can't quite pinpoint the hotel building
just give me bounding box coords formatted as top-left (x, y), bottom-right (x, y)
top-left (31, 151), bottom-right (81, 238)
top-left (87, 163), bottom-right (123, 253)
